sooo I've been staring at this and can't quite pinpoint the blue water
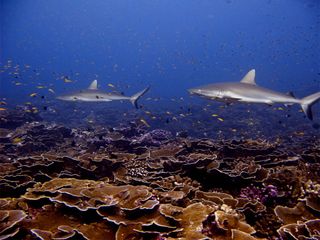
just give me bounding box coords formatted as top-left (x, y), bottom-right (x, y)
top-left (1, 0), bottom-right (319, 136)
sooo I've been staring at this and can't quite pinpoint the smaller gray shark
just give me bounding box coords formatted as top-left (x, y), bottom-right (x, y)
top-left (57, 80), bottom-right (149, 108)
top-left (189, 69), bottom-right (320, 120)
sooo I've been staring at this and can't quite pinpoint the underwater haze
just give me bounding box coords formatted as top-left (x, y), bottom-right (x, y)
top-left (1, 1), bottom-right (319, 104)
top-left (1, 0), bottom-right (320, 138)
top-left (0, 1), bottom-right (320, 239)
top-left (2, 1), bottom-right (320, 115)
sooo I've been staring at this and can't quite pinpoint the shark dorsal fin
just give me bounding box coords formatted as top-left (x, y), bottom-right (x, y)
top-left (88, 80), bottom-right (98, 90)
top-left (240, 69), bottom-right (256, 85)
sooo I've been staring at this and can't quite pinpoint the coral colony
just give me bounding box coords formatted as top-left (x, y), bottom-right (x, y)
top-left (0, 108), bottom-right (319, 239)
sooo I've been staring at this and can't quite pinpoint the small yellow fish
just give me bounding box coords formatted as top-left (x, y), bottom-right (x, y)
top-left (217, 118), bottom-right (224, 122)
top-left (13, 137), bottom-right (23, 144)
top-left (166, 111), bottom-right (171, 115)
top-left (0, 108), bottom-right (7, 111)
top-left (64, 78), bottom-right (73, 83)
top-left (25, 102), bottom-right (32, 105)
top-left (145, 111), bottom-right (151, 115)
top-left (294, 131), bottom-right (305, 136)
top-left (36, 86), bottom-right (45, 89)
top-left (140, 118), bottom-right (150, 127)
top-left (212, 114), bottom-right (218, 117)
top-left (0, 101), bottom-right (7, 105)
top-left (15, 82), bottom-right (22, 86)
top-left (30, 93), bottom-right (37, 97)
top-left (32, 107), bottom-right (38, 113)
top-left (25, 110), bottom-right (32, 113)
top-left (107, 83), bottom-right (115, 88)
top-left (278, 107), bottom-right (284, 111)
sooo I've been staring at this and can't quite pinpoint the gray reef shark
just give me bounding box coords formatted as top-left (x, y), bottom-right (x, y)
top-left (57, 80), bottom-right (149, 108)
top-left (188, 69), bottom-right (320, 120)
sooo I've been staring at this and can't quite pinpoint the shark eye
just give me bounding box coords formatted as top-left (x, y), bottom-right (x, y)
top-left (73, 97), bottom-right (78, 100)
top-left (96, 95), bottom-right (100, 99)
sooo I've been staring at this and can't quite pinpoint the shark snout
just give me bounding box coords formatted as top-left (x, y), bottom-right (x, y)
top-left (56, 96), bottom-right (67, 100)
top-left (188, 88), bottom-right (202, 95)
top-left (56, 96), bottom-right (64, 100)
top-left (56, 95), bottom-right (75, 101)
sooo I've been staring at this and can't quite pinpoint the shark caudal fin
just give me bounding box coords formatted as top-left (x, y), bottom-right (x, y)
top-left (130, 87), bottom-right (150, 109)
top-left (300, 92), bottom-right (320, 120)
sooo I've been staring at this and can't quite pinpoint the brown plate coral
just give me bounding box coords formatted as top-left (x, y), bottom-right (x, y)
top-left (0, 108), bottom-right (319, 239)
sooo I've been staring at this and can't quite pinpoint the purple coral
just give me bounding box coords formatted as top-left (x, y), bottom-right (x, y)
top-left (202, 213), bottom-right (226, 238)
top-left (114, 121), bottom-right (145, 137)
top-left (149, 129), bottom-right (173, 141)
top-left (240, 184), bottom-right (278, 204)
top-left (133, 129), bottom-right (173, 146)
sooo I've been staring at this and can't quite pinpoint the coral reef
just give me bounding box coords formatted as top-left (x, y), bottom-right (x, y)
top-left (0, 108), bottom-right (319, 239)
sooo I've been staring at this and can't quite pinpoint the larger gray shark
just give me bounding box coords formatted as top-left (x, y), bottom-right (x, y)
top-left (189, 69), bottom-right (320, 120)
top-left (57, 80), bottom-right (149, 108)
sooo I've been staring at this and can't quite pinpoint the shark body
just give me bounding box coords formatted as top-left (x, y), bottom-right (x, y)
top-left (189, 69), bottom-right (320, 120)
top-left (57, 80), bottom-right (149, 108)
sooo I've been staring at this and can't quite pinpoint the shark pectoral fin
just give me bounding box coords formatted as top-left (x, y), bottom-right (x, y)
top-left (88, 80), bottom-right (98, 90)
top-left (225, 97), bottom-right (241, 102)
top-left (240, 69), bottom-right (256, 85)
top-left (284, 103), bottom-right (294, 107)
top-left (265, 100), bottom-right (273, 106)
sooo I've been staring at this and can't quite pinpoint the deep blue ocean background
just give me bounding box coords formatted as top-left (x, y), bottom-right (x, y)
top-left (1, 0), bottom-right (319, 138)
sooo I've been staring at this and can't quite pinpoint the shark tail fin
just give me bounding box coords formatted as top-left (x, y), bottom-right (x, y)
top-left (130, 87), bottom-right (150, 109)
top-left (300, 92), bottom-right (320, 120)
